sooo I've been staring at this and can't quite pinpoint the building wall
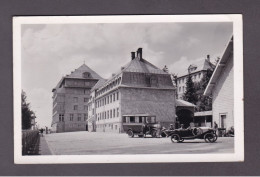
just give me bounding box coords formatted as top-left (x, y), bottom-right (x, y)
top-left (120, 87), bottom-right (176, 128)
top-left (212, 54), bottom-right (234, 130)
top-left (177, 71), bottom-right (205, 99)
top-left (95, 89), bottom-right (121, 133)
top-left (52, 78), bottom-right (98, 133)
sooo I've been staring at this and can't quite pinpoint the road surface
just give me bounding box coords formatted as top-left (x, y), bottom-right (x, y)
top-left (42, 131), bottom-right (234, 155)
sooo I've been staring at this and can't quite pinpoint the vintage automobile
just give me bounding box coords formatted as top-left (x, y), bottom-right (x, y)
top-left (165, 127), bottom-right (218, 143)
top-left (122, 114), bottom-right (160, 138)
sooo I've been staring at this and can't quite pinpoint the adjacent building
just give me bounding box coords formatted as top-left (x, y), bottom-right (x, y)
top-left (204, 36), bottom-right (233, 131)
top-left (87, 48), bottom-right (176, 133)
top-left (51, 64), bottom-right (103, 133)
top-left (176, 56), bottom-right (214, 99)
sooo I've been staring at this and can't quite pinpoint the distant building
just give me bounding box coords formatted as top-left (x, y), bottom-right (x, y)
top-left (87, 48), bottom-right (176, 133)
top-left (204, 36), bottom-right (233, 131)
top-left (51, 64), bottom-right (103, 133)
top-left (176, 56), bottom-right (214, 99)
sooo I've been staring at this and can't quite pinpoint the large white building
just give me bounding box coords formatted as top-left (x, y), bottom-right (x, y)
top-left (176, 56), bottom-right (214, 99)
top-left (87, 48), bottom-right (176, 133)
top-left (204, 36), bottom-right (233, 131)
top-left (51, 64), bottom-right (102, 133)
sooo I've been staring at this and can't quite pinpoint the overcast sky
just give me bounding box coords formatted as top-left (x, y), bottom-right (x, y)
top-left (21, 22), bottom-right (232, 128)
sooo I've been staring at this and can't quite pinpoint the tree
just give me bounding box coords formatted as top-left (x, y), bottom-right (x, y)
top-left (183, 74), bottom-right (198, 105)
top-left (22, 90), bottom-right (34, 130)
top-left (194, 69), bottom-right (214, 112)
top-left (162, 65), bottom-right (169, 73)
top-left (170, 73), bottom-right (178, 98)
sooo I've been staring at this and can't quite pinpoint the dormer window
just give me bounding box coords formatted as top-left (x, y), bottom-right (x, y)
top-left (83, 72), bottom-right (91, 78)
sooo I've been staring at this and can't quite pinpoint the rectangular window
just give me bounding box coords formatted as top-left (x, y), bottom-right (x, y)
top-left (110, 110), bottom-right (112, 118)
top-left (116, 92), bottom-right (119, 100)
top-left (113, 109), bottom-right (115, 118)
top-left (130, 117), bottom-right (135, 123)
top-left (220, 114), bottom-right (227, 128)
top-left (78, 114), bottom-right (81, 121)
top-left (179, 87), bottom-right (181, 92)
top-left (84, 114), bottom-right (87, 121)
top-left (59, 114), bottom-right (64, 122)
top-left (107, 111), bottom-right (109, 119)
top-left (74, 105), bottom-right (78, 110)
top-left (110, 95), bottom-right (112, 103)
top-left (84, 105), bottom-right (88, 111)
top-left (113, 93), bottom-right (115, 101)
top-left (122, 117), bottom-right (126, 123)
top-left (70, 114), bottom-right (74, 121)
top-left (117, 108), bottom-right (119, 117)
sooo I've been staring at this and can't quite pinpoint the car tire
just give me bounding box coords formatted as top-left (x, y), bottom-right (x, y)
top-left (127, 130), bottom-right (134, 138)
top-left (204, 133), bottom-right (216, 143)
top-left (171, 134), bottom-right (180, 143)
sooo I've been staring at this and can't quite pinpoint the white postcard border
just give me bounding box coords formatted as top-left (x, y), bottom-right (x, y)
top-left (13, 14), bottom-right (244, 164)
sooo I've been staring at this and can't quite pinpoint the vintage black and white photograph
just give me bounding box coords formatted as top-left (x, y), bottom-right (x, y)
top-left (13, 15), bottom-right (243, 163)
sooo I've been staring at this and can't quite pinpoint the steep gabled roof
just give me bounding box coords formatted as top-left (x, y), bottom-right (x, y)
top-left (91, 78), bottom-right (107, 92)
top-left (204, 36), bottom-right (233, 96)
top-left (66, 64), bottom-right (102, 80)
top-left (123, 57), bottom-right (168, 74)
top-left (178, 59), bottom-right (214, 78)
top-left (52, 64), bottom-right (103, 92)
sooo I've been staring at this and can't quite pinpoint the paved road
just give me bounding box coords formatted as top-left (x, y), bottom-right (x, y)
top-left (43, 131), bottom-right (234, 155)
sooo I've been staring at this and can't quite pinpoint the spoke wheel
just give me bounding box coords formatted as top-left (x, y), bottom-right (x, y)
top-left (204, 133), bottom-right (216, 143)
top-left (179, 138), bottom-right (184, 142)
top-left (127, 130), bottom-right (134, 138)
top-left (171, 134), bottom-right (180, 143)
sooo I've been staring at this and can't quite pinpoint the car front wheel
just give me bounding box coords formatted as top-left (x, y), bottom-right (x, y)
top-left (127, 130), bottom-right (134, 138)
top-left (171, 134), bottom-right (181, 143)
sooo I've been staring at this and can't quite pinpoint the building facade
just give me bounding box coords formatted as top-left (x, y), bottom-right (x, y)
top-left (51, 64), bottom-right (102, 133)
top-left (204, 36), bottom-right (233, 130)
top-left (87, 48), bottom-right (176, 133)
top-left (176, 56), bottom-right (214, 99)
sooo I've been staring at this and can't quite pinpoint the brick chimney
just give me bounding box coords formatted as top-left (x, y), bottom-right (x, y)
top-left (207, 55), bottom-right (210, 62)
top-left (137, 48), bottom-right (142, 59)
top-left (131, 52), bottom-right (135, 60)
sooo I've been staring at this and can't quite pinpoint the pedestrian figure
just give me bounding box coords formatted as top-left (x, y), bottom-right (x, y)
top-left (156, 122), bottom-right (162, 138)
top-left (40, 128), bottom-right (44, 137)
top-left (214, 121), bottom-right (218, 136)
top-left (169, 124), bottom-right (174, 130)
top-left (142, 123), bottom-right (147, 138)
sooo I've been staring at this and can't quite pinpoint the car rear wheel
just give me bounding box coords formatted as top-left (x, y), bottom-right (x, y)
top-left (204, 133), bottom-right (216, 143)
top-left (171, 134), bottom-right (180, 143)
top-left (127, 130), bottom-right (134, 138)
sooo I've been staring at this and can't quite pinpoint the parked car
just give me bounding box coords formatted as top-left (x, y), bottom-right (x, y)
top-left (165, 127), bottom-right (218, 143)
top-left (122, 114), bottom-right (160, 138)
